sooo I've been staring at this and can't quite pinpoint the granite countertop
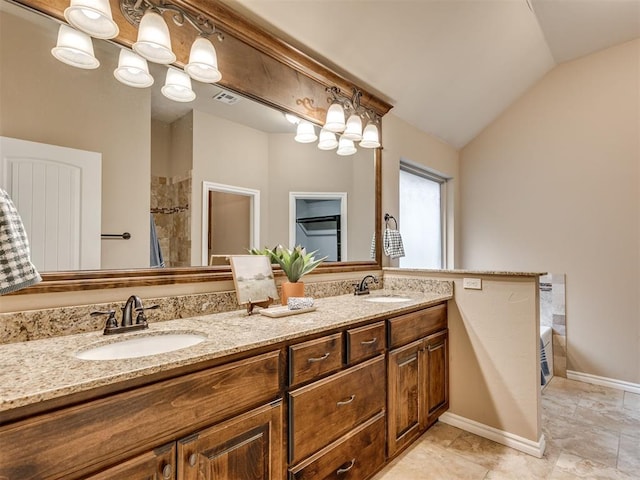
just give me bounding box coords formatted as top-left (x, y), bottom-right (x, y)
top-left (0, 290), bottom-right (451, 414)
top-left (383, 267), bottom-right (546, 277)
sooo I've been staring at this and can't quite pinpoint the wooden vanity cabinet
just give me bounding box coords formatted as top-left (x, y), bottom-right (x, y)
top-left (287, 326), bottom-right (387, 480)
top-left (83, 443), bottom-right (177, 480)
top-left (387, 304), bottom-right (449, 457)
top-left (177, 401), bottom-right (282, 480)
top-left (0, 350), bottom-right (282, 480)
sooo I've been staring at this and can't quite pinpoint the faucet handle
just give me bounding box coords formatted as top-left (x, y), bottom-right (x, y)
top-left (91, 309), bottom-right (118, 328)
top-left (134, 304), bottom-right (160, 325)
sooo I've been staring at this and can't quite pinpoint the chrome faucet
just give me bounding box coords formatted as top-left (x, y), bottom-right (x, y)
top-left (91, 295), bottom-right (159, 335)
top-left (354, 275), bottom-right (379, 295)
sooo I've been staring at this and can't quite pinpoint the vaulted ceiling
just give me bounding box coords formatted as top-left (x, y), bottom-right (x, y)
top-left (220, 0), bottom-right (640, 149)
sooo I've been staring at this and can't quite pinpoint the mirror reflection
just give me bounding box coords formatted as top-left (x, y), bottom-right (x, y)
top-left (0, 0), bottom-right (375, 272)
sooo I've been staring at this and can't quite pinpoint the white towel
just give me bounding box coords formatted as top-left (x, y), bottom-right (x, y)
top-left (0, 188), bottom-right (41, 295)
top-left (383, 228), bottom-right (405, 259)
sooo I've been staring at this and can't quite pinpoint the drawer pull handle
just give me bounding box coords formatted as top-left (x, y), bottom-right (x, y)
top-left (308, 352), bottom-right (330, 363)
top-left (360, 337), bottom-right (377, 345)
top-left (337, 458), bottom-right (356, 474)
top-left (337, 394), bottom-right (356, 406)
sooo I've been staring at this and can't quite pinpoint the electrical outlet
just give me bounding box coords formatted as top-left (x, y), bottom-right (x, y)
top-left (463, 277), bottom-right (482, 290)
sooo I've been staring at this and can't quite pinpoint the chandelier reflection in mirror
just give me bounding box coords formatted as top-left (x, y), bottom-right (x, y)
top-left (291, 87), bottom-right (381, 156)
top-left (51, 0), bottom-right (223, 102)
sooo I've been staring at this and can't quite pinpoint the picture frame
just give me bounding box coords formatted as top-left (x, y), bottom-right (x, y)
top-left (229, 255), bottom-right (278, 306)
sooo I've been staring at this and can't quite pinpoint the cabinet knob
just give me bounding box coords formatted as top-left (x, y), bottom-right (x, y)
top-left (188, 453), bottom-right (198, 467)
top-left (162, 463), bottom-right (173, 479)
top-left (336, 458), bottom-right (356, 474)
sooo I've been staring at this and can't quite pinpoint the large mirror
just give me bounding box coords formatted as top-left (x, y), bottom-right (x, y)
top-left (0, 0), bottom-right (378, 282)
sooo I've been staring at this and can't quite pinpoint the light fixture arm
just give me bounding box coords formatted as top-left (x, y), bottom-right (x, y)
top-left (120, 0), bottom-right (224, 41)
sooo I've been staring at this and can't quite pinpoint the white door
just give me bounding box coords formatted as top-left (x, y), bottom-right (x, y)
top-left (0, 136), bottom-right (101, 271)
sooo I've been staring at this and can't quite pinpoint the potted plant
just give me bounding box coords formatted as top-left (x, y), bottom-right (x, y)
top-left (250, 245), bottom-right (326, 305)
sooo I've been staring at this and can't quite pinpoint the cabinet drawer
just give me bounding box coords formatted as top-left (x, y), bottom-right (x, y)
top-left (0, 350), bottom-right (281, 480)
top-left (289, 333), bottom-right (343, 386)
top-left (289, 411), bottom-right (385, 480)
top-left (289, 355), bottom-right (385, 464)
top-left (346, 321), bottom-right (386, 364)
top-left (388, 303), bottom-right (447, 348)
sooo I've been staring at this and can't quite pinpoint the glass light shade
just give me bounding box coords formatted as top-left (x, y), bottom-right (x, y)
top-left (317, 128), bottom-right (338, 150)
top-left (360, 123), bottom-right (381, 148)
top-left (285, 113), bottom-right (300, 125)
top-left (337, 137), bottom-right (357, 156)
top-left (324, 103), bottom-right (345, 133)
top-left (51, 24), bottom-right (99, 69)
top-left (114, 49), bottom-right (154, 88)
top-left (133, 11), bottom-right (176, 64)
top-left (294, 120), bottom-right (318, 143)
top-left (343, 113), bottom-right (363, 141)
top-left (161, 68), bottom-right (196, 102)
top-left (185, 37), bottom-right (221, 83)
top-left (64, 0), bottom-right (119, 39)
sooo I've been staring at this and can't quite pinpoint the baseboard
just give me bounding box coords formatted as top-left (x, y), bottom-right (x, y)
top-left (439, 412), bottom-right (546, 458)
top-left (566, 370), bottom-right (640, 394)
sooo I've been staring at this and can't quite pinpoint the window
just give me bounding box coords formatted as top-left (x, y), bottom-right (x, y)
top-left (398, 162), bottom-right (447, 269)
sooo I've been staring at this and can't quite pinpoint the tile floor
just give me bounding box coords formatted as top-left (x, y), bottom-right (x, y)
top-left (373, 377), bottom-right (640, 479)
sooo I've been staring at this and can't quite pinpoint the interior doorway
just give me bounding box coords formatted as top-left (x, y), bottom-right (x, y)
top-left (201, 181), bottom-right (260, 265)
top-left (289, 192), bottom-right (347, 262)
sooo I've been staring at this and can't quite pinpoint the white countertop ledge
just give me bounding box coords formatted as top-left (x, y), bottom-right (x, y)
top-left (0, 290), bottom-right (451, 413)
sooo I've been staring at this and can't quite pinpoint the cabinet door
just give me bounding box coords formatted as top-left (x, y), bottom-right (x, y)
top-left (178, 401), bottom-right (282, 480)
top-left (387, 339), bottom-right (425, 457)
top-left (84, 443), bottom-right (176, 480)
top-left (425, 330), bottom-right (449, 427)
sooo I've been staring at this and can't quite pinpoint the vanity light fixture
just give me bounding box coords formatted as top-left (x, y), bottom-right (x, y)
top-left (161, 68), bottom-right (196, 102)
top-left (64, 0), bottom-right (119, 39)
top-left (360, 121), bottom-right (381, 149)
top-left (294, 120), bottom-right (318, 143)
top-left (185, 37), bottom-right (221, 83)
top-left (132, 9), bottom-right (176, 64)
top-left (317, 128), bottom-right (338, 150)
top-left (336, 137), bottom-right (357, 156)
top-left (323, 86), bottom-right (381, 151)
top-left (120, 0), bottom-right (224, 81)
top-left (324, 102), bottom-right (346, 133)
top-left (113, 49), bottom-right (154, 88)
top-left (51, 24), bottom-right (100, 69)
top-left (291, 86), bottom-right (380, 153)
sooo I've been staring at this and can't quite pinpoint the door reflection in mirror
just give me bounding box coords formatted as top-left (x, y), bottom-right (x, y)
top-left (290, 193), bottom-right (347, 262)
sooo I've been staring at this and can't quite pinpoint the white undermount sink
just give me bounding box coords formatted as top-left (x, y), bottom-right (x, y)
top-left (364, 296), bottom-right (411, 303)
top-left (75, 332), bottom-right (207, 361)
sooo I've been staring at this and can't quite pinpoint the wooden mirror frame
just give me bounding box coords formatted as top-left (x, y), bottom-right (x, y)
top-left (8, 0), bottom-right (391, 294)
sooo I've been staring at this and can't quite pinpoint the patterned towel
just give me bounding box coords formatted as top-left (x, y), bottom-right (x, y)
top-left (383, 228), bottom-right (405, 259)
top-left (370, 233), bottom-right (376, 259)
top-left (540, 337), bottom-right (550, 386)
top-left (0, 188), bottom-right (41, 295)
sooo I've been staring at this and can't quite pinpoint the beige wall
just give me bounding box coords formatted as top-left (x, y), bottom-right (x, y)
top-left (0, 9), bottom-right (151, 270)
top-left (385, 270), bottom-right (541, 444)
top-left (151, 119), bottom-right (171, 177)
top-left (191, 110), bottom-right (270, 265)
top-left (381, 114), bottom-right (461, 268)
top-left (460, 40), bottom-right (640, 384)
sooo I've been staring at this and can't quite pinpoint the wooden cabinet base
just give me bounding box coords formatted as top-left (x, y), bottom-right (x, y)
top-left (289, 411), bottom-right (386, 480)
top-left (177, 401), bottom-right (283, 480)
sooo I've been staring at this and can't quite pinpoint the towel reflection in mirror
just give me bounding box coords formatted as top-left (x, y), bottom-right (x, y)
top-left (0, 188), bottom-right (41, 295)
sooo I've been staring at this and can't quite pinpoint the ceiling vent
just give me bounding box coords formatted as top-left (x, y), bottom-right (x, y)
top-left (213, 90), bottom-right (241, 105)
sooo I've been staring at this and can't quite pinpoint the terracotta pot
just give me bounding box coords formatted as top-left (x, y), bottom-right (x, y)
top-left (281, 281), bottom-right (304, 305)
